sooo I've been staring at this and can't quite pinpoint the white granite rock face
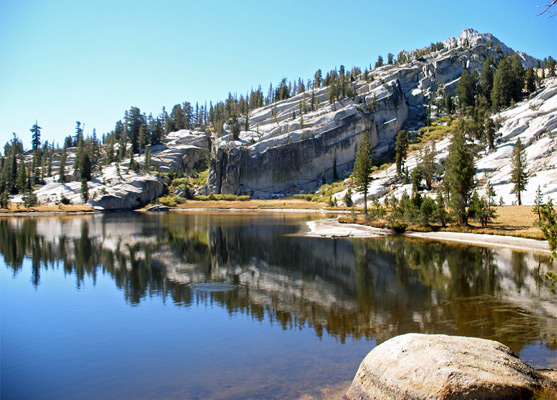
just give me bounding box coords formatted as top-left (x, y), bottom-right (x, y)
top-left (28, 130), bottom-right (209, 210)
top-left (207, 29), bottom-right (540, 198)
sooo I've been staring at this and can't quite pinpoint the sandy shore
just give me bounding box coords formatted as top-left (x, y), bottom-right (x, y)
top-left (305, 219), bottom-right (551, 254)
top-left (304, 219), bottom-right (391, 238)
top-left (405, 231), bottom-right (551, 254)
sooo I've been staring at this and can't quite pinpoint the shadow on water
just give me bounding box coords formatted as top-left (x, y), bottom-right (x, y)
top-left (1, 212), bottom-right (555, 356)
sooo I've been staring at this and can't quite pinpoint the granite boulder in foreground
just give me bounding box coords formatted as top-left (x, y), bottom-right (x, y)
top-left (344, 333), bottom-right (555, 400)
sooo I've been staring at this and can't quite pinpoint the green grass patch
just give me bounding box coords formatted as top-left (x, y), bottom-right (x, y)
top-left (171, 177), bottom-right (190, 186)
top-left (292, 194), bottom-right (314, 201)
top-left (193, 169), bottom-right (210, 186)
top-left (193, 194), bottom-right (250, 201)
top-left (157, 196), bottom-right (187, 207)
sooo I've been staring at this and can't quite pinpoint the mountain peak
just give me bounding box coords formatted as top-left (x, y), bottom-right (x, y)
top-left (443, 28), bottom-right (499, 49)
top-left (442, 28), bottom-right (538, 67)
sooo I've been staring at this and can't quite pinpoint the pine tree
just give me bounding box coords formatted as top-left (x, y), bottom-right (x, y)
top-left (485, 117), bottom-right (496, 151)
top-left (445, 121), bottom-right (476, 224)
top-left (456, 69), bottom-right (477, 111)
top-left (30, 121), bottom-right (41, 150)
top-left (480, 58), bottom-right (495, 105)
top-left (433, 190), bottom-right (448, 227)
top-left (547, 56), bottom-right (556, 77)
top-left (419, 141), bottom-right (436, 190)
top-left (353, 131), bottom-right (373, 215)
top-left (59, 148), bottom-right (67, 183)
top-left (314, 69), bottom-right (322, 88)
top-left (0, 192), bottom-right (9, 208)
top-left (532, 185), bottom-right (544, 226)
top-left (509, 53), bottom-right (525, 102)
top-left (328, 81), bottom-right (338, 110)
top-left (510, 138), bottom-right (528, 205)
top-left (81, 179), bottom-right (89, 203)
top-left (344, 188), bottom-right (353, 208)
top-left (525, 67), bottom-right (536, 94)
top-left (387, 53), bottom-right (394, 65)
top-left (443, 92), bottom-right (454, 114)
top-left (138, 125), bottom-right (147, 151)
top-left (491, 57), bottom-right (513, 109)
top-left (395, 130), bottom-right (408, 177)
top-left (80, 153), bottom-right (92, 181)
top-left (105, 136), bottom-right (115, 165)
top-left (486, 180), bottom-right (497, 211)
top-left (144, 148), bottom-right (151, 171)
top-left (17, 159), bottom-right (27, 193)
top-left (540, 199), bottom-right (557, 259)
top-left (230, 113), bottom-right (240, 140)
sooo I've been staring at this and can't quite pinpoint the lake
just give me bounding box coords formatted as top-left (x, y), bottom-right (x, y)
top-left (1, 212), bottom-right (556, 400)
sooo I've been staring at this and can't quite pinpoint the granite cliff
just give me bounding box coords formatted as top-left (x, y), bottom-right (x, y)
top-left (204, 28), bottom-right (540, 198)
top-left (14, 28), bottom-right (552, 209)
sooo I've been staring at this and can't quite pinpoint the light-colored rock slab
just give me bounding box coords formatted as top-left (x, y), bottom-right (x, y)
top-left (345, 333), bottom-right (553, 400)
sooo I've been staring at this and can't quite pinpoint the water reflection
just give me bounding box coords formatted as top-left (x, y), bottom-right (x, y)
top-left (1, 213), bottom-right (555, 356)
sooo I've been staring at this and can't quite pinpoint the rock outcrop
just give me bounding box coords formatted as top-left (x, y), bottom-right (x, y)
top-left (206, 29), bottom-right (539, 198)
top-left (28, 129), bottom-right (209, 210)
top-left (336, 77), bottom-right (557, 207)
top-left (344, 333), bottom-right (555, 400)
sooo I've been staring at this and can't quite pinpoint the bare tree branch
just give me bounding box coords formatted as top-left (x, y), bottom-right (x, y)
top-left (536, 0), bottom-right (557, 17)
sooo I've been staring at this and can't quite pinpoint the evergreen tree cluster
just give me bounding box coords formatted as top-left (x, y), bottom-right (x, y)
top-left (455, 53), bottom-right (547, 114)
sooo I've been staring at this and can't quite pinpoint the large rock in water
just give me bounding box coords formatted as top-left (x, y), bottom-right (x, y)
top-left (344, 333), bottom-right (554, 400)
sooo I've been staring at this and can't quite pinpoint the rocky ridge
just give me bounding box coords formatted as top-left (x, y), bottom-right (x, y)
top-left (14, 28), bottom-right (554, 208)
top-left (205, 28), bottom-right (544, 199)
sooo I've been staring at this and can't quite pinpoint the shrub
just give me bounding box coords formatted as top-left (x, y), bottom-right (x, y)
top-left (390, 221), bottom-right (408, 233)
top-left (157, 196), bottom-right (177, 207)
top-left (23, 191), bottom-right (38, 208)
top-left (0, 192), bottom-right (9, 208)
top-left (344, 189), bottom-right (353, 207)
top-left (61, 196), bottom-right (71, 205)
top-left (193, 169), bottom-right (210, 186)
top-left (171, 178), bottom-right (190, 186)
top-left (292, 194), bottom-right (314, 201)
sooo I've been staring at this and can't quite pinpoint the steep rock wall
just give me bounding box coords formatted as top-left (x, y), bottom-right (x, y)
top-left (208, 81), bottom-right (407, 197)
top-left (209, 110), bottom-right (373, 197)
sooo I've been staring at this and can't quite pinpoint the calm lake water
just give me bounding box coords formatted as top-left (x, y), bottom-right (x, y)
top-left (1, 212), bottom-right (556, 400)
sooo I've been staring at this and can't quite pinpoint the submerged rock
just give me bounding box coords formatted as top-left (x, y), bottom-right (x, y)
top-left (344, 333), bottom-right (555, 400)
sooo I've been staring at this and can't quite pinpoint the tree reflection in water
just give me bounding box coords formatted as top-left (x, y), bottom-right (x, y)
top-left (0, 213), bottom-right (555, 355)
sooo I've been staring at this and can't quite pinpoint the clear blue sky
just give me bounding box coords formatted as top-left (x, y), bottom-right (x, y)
top-left (1, 0), bottom-right (555, 149)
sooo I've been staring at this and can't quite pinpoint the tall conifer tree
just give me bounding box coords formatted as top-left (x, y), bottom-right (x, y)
top-left (353, 131), bottom-right (373, 215)
top-left (510, 138), bottom-right (528, 205)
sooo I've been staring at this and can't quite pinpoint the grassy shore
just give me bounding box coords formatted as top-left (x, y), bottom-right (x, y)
top-left (0, 203), bottom-right (94, 213)
top-left (173, 198), bottom-right (330, 210)
top-left (338, 205), bottom-right (545, 240)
